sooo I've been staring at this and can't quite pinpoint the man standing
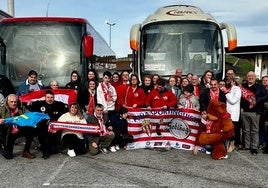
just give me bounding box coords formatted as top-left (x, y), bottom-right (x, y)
top-left (224, 68), bottom-right (236, 82)
top-left (0, 94), bottom-right (35, 159)
top-left (17, 70), bottom-right (44, 96)
top-left (175, 68), bottom-right (183, 78)
top-left (97, 71), bottom-right (117, 117)
top-left (199, 78), bottom-right (226, 113)
top-left (27, 90), bottom-right (68, 159)
top-left (240, 71), bottom-right (267, 155)
top-left (146, 78), bottom-right (177, 109)
top-left (191, 74), bottom-right (204, 99)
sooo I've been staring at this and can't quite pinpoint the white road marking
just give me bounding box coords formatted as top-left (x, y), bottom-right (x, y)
top-left (42, 157), bottom-right (69, 186)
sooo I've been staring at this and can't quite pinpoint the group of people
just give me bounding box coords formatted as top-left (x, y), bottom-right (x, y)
top-left (0, 70), bottom-right (132, 159)
top-left (172, 68), bottom-right (268, 156)
top-left (0, 67), bottom-right (268, 161)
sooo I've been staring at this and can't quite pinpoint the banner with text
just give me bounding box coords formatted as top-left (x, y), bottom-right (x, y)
top-left (126, 108), bottom-right (201, 150)
top-left (48, 121), bottom-right (100, 135)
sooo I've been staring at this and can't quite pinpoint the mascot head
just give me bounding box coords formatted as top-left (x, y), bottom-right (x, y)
top-left (207, 100), bottom-right (227, 121)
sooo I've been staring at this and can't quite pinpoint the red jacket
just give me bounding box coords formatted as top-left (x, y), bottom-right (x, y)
top-left (125, 86), bottom-right (146, 108)
top-left (146, 88), bottom-right (178, 108)
top-left (115, 82), bottom-right (130, 111)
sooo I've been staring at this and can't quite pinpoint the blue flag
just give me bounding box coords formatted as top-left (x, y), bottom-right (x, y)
top-left (5, 112), bottom-right (50, 128)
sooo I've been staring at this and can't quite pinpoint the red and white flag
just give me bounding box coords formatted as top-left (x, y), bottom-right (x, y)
top-left (126, 108), bottom-right (201, 151)
top-left (19, 89), bottom-right (77, 105)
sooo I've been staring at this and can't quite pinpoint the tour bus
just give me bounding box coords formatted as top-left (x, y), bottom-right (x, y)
top-left (0, 17), bottom-right (115, 88)
top-left (130, 5), bottom-right (237, 80)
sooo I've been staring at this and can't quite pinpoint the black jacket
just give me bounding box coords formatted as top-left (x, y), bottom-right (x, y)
top-left (26, 100), bottom-right (68, 120)
top-left (240, 82), bottom-right (267, 114)
top-left (199, 88), bottom-right (226, 112)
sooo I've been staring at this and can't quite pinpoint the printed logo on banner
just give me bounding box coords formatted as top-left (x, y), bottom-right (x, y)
top-left (174, 142), bottom-right (180, 148)
top-left (166, 141), bottom-right (171, 147)
top-left (145, 141), bottom-right (151, 148)
top-left (169, 118), bottom-right (191, 139)
top-left (182, 144), bottom-right (191, 149)
top-left (154, 142), bottom-right (163, 147)
top-left (141, 119), bottom-right (151, 137)
top-left (127, 142), bottom-right (135, 149)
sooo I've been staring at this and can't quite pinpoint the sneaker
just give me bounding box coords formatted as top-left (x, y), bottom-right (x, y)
top-left (99, 147), bottom-right (109, 154)
top-left (110, 146), bottom-right (117, 153)
top-left (250, 149), bottom-right (258, 155)
top-left (67, 149), bottom-right (76, 157)
top-left (219, 155), bottom-right (228, 159)
top-left (115, 145), bottom-right (120, 150)
top-left (205, 150), bottom-right (211, 155)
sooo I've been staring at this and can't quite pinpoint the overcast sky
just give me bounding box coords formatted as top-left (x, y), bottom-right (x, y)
top-left (1, 0), bottom-right (268, 57)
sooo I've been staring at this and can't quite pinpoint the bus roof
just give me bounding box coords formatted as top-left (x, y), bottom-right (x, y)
top-left (0, 17), bottom-right (88, 23)
top-left (142, 4), bottom-right (217, 26)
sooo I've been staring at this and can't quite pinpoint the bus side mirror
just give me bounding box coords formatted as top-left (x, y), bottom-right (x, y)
top-left (130, 24), bottom-right (141, 51)
top-left (219, 23), bottom-right (237, 51)
top-left (83, 35), bottom-right (94, 58)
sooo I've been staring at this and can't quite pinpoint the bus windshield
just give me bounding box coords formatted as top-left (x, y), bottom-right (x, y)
top-left (141, 21), bottom-right (223, 79)
top-left (0, 21), bottom-right (85, 87)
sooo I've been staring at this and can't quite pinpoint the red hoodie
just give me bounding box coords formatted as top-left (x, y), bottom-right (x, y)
top-left (146, 88), bottom-right (178, 108)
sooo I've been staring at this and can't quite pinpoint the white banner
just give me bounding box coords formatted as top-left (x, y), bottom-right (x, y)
top-left (126, 108), bottom-right (201, 151)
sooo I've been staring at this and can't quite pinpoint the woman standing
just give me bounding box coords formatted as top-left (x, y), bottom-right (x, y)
top-left (123, 74), bottom-right (146, 108)
top-left (222, 79), bottom-right (241, 152)
top-left (87, 69), bottom-right (99, 82)
top-left (152, 74), bottom-right (160, 89)
top-left (141, 75), bottom-right (154, 96)
top-left (65, 71), bottom-right (85, 109)
top-left (81, 79), bottom-right (98, 115)
top-left (181, 77), bottom-right (190, 93)
top-left (65, 71), bottom-right (84, 92)
top-left (200, 70), bottom-right (214, 89)
top-left (111, 72), bottom-right (121, 88)
top-left (59, 103), bottom-right (87, 157)
top-left (165, 75), bottom-right (181, 101)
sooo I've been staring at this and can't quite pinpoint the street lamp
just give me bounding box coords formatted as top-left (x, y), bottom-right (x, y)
top-left (105, 20), bottom-right (115, 47)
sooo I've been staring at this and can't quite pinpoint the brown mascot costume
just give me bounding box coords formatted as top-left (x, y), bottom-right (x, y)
top-left (198, 100), bottom-right (234, 160)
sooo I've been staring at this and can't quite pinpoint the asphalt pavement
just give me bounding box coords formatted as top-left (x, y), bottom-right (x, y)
top-left (0, 142), bottom-right (268, 188)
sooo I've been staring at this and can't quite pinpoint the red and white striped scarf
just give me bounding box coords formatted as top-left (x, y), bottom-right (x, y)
top-left (48, 121), bottom-right (100, 135)
top-left (185, 96), bottom-right (193, 109)
top-left (101, 82), bottom-right (112, 102)
top-left (210, 89), bottom-right (219, 101)
top-left (87, 91), bottom-right (95, 114)
top-left (240, 86), bottom-right (256, 108)
top-left (194, 85), bottom-right (200, 97)
top-left (201, 118), bottom-right (213, 133)
top-left (95, 115), bottom-right (110, 136)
